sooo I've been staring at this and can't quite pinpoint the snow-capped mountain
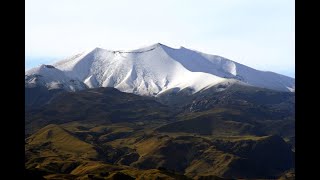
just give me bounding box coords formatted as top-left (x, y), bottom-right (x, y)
top-left (25, 43), bottom-right (295, 96)
top-left (25, 64), bottom-right (87, 91)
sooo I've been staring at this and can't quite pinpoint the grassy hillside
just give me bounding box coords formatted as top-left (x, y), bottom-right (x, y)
top-left (25, 85), bottom-right (295, 179)
top-left (26, 123), bottom-right (294, 179)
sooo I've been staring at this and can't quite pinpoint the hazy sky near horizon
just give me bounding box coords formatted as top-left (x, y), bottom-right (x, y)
top-left (26, 0), bottom-right (295, 77)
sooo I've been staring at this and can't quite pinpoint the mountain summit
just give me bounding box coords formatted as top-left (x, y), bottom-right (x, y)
top-left (25, 43), bottom-right (295, 96)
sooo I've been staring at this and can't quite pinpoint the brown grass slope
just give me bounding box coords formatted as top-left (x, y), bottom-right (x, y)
top-left (25, 85), bottom-right (295, 179)
top-left (26, 121), bottom-right (294, 179)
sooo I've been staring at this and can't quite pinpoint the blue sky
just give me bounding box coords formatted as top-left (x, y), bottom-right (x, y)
top-left (26, 0), bottom-right (295, 77)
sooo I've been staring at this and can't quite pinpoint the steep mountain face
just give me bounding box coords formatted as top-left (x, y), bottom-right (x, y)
top-left (53, 44), bottom-right (230, 96)
top-left (25, 43), bottom-right (294, 96)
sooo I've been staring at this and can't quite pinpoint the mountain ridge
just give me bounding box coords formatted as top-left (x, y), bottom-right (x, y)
top-left (25, 43), bottom-right (295, 96)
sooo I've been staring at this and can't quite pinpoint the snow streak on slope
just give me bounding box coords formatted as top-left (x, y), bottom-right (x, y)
top-left (25, 43), bottom-right (295, 96)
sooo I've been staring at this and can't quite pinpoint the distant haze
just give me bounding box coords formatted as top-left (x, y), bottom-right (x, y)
top-left (26, 0), bottom-right (294, 78)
